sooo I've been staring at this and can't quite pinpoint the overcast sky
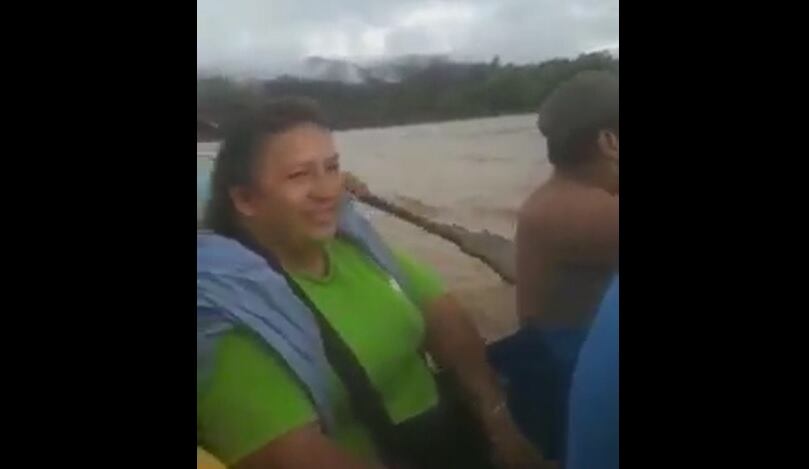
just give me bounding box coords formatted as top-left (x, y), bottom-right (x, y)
top-left (198, 0), bottom-right (619, 76)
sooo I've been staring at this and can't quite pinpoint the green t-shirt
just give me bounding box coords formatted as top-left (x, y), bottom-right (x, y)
top-left (197, 238), bottom-right (445, 465)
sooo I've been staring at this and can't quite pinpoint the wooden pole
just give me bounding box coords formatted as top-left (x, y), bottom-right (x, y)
top-left (357, 193), bottom-right (517, 284)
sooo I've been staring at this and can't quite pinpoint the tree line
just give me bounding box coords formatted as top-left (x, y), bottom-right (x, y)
top-left (197, 52), bottom-right (618, 140)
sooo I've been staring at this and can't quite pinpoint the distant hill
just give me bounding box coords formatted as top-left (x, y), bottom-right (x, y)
top-left (301, 54), bottom-right (452, 84)
top-left (302, 57), bottom-right (366, 84)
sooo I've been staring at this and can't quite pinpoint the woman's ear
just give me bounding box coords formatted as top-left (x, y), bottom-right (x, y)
top-left (230, 186), bottom-right (257, 218)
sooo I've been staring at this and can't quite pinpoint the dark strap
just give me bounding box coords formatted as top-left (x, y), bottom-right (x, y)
top-left (233, 234), bottom-right (405, 464)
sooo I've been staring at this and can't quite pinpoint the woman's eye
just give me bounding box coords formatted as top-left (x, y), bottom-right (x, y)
top-left (288, 171), bottom-right (307, 180)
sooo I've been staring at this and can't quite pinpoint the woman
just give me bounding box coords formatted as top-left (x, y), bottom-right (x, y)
top-left (196, 97), bottom-right (549, 469)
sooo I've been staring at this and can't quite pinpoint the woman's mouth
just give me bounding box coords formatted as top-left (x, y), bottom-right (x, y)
top-left (307, 205), bottom-right (338, 224)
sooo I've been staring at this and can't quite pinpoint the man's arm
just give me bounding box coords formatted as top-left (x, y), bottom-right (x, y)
top-left (516, 208), bottom-right (551, 323)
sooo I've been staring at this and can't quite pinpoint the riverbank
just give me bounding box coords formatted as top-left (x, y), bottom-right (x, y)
top-left (197, 110), bottom-right (532, 142)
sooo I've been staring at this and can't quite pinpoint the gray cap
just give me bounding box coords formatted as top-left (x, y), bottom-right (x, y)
top-left (538, 70), bottom-right (619, 143)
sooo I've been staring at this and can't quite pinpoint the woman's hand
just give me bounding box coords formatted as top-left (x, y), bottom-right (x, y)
top-left (343, 171), bottom-right (370, 198)
top-left (420, 293), bottom-right (554, 469)
top-left (484, 406), bottom-right (555, 469)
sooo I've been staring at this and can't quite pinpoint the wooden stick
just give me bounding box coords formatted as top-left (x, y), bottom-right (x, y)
top-left (357, 193), bottom-right (517, 284)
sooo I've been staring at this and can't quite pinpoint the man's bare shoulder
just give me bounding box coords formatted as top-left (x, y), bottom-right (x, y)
top-left (519, 180), bottom-right (618, 235)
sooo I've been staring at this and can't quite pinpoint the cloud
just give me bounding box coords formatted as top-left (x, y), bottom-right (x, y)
top-left (197, 0), bottom-right (618, 76)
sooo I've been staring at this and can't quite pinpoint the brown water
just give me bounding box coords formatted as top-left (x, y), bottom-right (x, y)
top-left (198, 114), bottom-right (551, 339)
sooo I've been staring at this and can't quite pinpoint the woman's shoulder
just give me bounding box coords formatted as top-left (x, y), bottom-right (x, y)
top-left (197, 232), bottom-right (267, 275)
top-left (200, 328), bottom-right (305, 394)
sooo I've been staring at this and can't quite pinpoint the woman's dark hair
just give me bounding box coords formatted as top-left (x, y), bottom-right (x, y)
top-left (204, 96), bottom-right (330, 236)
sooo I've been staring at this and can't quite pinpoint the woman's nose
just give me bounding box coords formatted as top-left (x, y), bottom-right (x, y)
top-left (310, 169), bottom-right (341, 199)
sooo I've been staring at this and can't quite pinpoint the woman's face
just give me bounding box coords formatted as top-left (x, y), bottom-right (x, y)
top-left (232, 123), bottom-right (344, 246)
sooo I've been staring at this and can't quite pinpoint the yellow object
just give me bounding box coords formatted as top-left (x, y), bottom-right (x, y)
top-left (198, 447), bottom-right (227, 469)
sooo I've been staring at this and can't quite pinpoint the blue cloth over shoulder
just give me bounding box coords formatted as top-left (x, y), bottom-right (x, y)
top-left (197, 197), bottom-right (412, 433)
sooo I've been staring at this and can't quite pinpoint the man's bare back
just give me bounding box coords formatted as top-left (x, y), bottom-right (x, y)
top-left (516, 174), bottom-right (618, 328)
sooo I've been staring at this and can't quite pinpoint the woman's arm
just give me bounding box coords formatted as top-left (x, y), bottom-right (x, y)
top-left (422, 293), bottom-right (550, 469)
top-left (423, 294), bottom-right (504, 418)
top-left (391, 251), bottom-right (548, 467)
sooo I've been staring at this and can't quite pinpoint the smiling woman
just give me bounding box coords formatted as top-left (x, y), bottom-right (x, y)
top-left (196, 97), bottom-right (549, 469)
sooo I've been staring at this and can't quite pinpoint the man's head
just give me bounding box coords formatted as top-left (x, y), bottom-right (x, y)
top-left (538, 71), bottom-right (619, 177)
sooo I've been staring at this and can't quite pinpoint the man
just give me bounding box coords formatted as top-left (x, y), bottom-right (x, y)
top-left (516, 69), bottom-right (619, 331)
top-left (492, 70), bottom-right (618, 464)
